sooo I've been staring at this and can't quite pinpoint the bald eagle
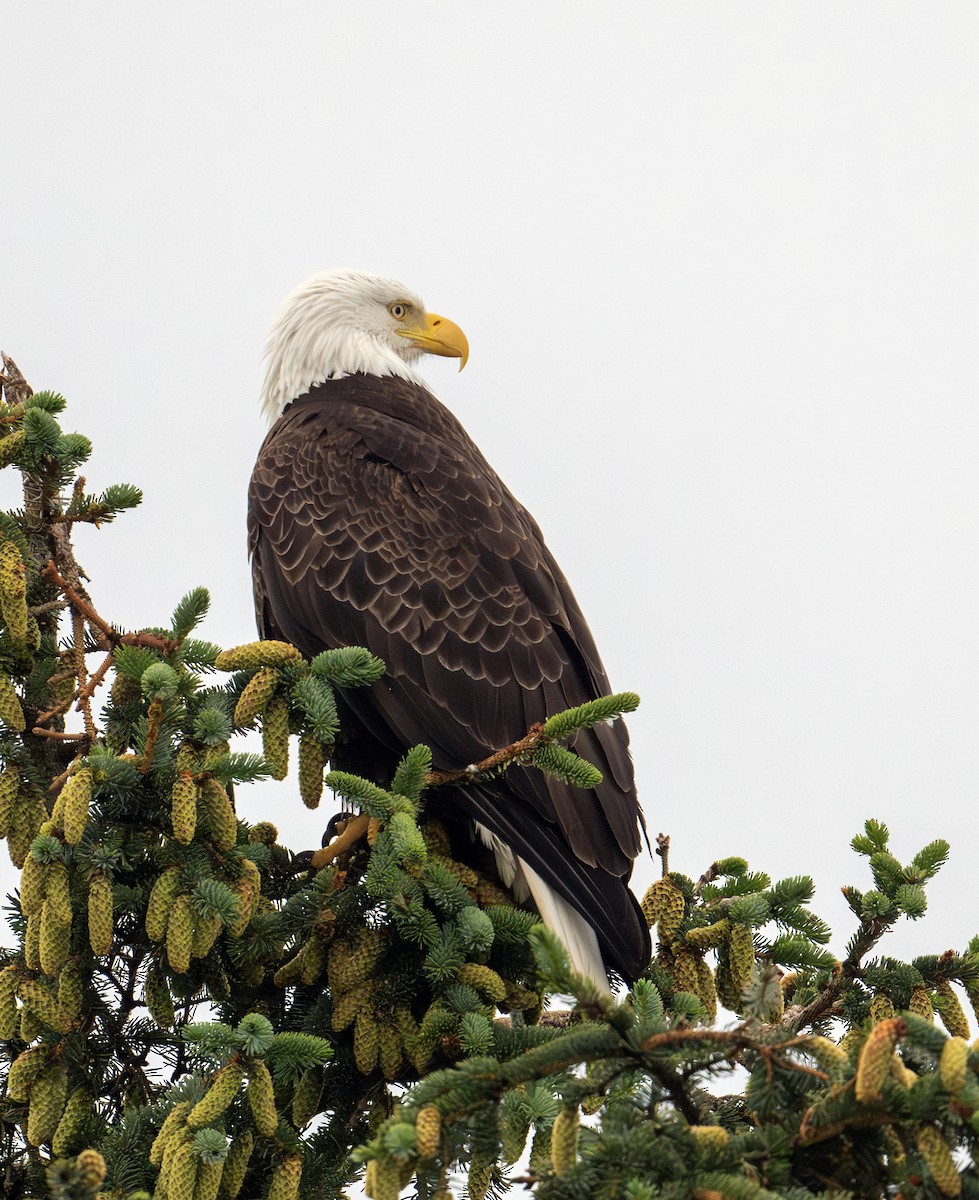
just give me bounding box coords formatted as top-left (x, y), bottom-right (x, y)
top-left (249, 269), bottom-right (650, 985)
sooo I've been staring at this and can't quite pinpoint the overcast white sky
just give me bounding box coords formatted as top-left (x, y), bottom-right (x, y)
top-left (2, 4), bottom-right (978, 970)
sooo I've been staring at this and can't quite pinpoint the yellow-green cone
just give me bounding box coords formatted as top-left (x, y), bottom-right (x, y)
top-left (51, 1086), bottom-right (93, 1156)
top-left (146, 867), bottom-right (182, 941)
top-left (221, 1130), bottom-right (254, 1199)
top-left (219, 1128), bottom-right (254, 1195)
top-left (377, 1024), bottom-right (402, 1081)
top-left (916, 1124), bottom-right (962, 1197)
top-left (88, 872), bottom-right (113, 955)
top-left (0, 540), bottom-right (27, 645)
top-left (695, 956), bottom-right (718, 1024)
top-left (74, 1147), bottom-right (107, 1190)
top-left (456, 962), bottom-right (506, 1003)
top-left (188, 1060), bottom-right (245, 1128)
top-left (0, 964), bottom-right (18, 1039)
top-left (855, 1017), bottom-right (905, 1103)
top-left (354, 1008), bottom-right (379, 1074)
top-left (20, 851), bottom-right (47, 916)
top-left (168, 1137), bottom-right (199, 1200)
top-left (149, 1101), bottom-right (191, 1168)
top-left (266, 1152), bottom-right (303, 1200)
top-left (934, 978), bottom-right (970, 1039)
top-left (869, 993), bottom-right (896, 1023)
top-left (0, 672), bottom-right (25, 732)
top-left (939, 1036), bottom-right (970, 1094)
top-left (467, 1156), bottom-right (494, 1200)
top-left (684, 918), bottom-right (730, 950)
top-left (689, 1124), bottom-right (730, 1152)
top-left (291, 1067), bottom-right (323, 1129)
top-left (8, 791), bottom-right (45, 868)
top-left (298, 733), bottom-right (326, 808)
top-left (145, 964), bottom-right (176, 1029)
top-left (234, 667), bottom-right (281, 727)
top-left (0, 766), bottom-right (18, 838)
top-left (24, 909), bottom-right (41, 970)
top-left (550, 1108), bottom-right (579, 1177)
top-left (26, 1059), bottom-right (68, 1146)
top-left (247, 1059), bottom-right (278, 1136)
top-left (167, 895), bottom-right (195, 974)
top-left (61, 768), bottom-right (93, 846)
top-left (0, 430), bottom-right (25, 470)
top-left (908, 985), bottom-right (934, 1020)
top-left (191, 912), bottom-right (223, 960)
top-left (415, 1105), bottom-right (441, 1159)
top-left (57, 962), bottom-right (84, 1027)
top-left (7, 1044), bottom-right (49, 1101)
top-left (728, 924), bottom-right (756, 997)
top-left (803, 1035), bottom-right (849, 1078)
top-left (216, 641), bottom-right (303, 671)
top-left (171, 771), bottom-right (198, 844)
top-left (261, 694), bottom-right (290, 781)
top-left (45, 861), bottom-right (73, 926)
top-left (640, 876), bottom-right (685, 939)
top-left (199, 776), bottom-right (237, 851)
top-left (18, 977), bottom-right (64, 1032)
top-left (195, 1157), bottom-right (224, 1200)
top-left (672, 947), bottom-right (701, 997)
top-left (39, 900), bottom-right (71, 976)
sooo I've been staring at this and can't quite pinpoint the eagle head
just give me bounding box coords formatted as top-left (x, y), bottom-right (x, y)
top-left (260, 268), bottom-right (469, 424)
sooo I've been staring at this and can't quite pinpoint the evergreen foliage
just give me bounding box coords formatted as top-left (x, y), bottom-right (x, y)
top-left (0, 358), bottom-right (976, 1199)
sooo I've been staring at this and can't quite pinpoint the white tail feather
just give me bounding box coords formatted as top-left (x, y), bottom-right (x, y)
top-left (474, 822), bottom-right (610, 991)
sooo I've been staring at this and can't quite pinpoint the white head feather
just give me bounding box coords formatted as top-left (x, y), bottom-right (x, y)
top-left (260, 269), bottom-right (431, 425)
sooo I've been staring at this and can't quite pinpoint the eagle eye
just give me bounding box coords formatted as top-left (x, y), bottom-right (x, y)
top-left (389, 302), bottom-right (408, 320)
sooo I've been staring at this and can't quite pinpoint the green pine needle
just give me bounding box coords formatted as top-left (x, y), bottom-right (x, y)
top-left (171, 587), bottom-right (211, 638)
top-left (532, 744), bottom-right (603, 790)
top-left (310, 645), bottom-right (387, 687)
top-left (540, 692), bottom-right (640, 740)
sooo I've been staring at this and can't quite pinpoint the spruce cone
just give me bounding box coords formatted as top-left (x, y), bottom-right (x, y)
top-left (234, 667), bottom-right (281, 726)
top-left (261, 694), bottom-right (290, 781)
top-left (170, 771), bottom-right (198, 844)
top-left (51, 1087), bottom-right (93, 1156)
top-left (939, 1036), bottom-right (970, 1094)
top-left (550, 1108), bottom-right (579, 1177)
top-left (146, 868), bottom-right (182, 941)
top-left (916, 1124), bottom-right (962, 1197)
top-left (221, 1131), bottom-right (254, 1199)
top-left (0, 672), bottom-right (25, 731)
top-left (266, 1152), bottom-right (303, 1200)
top-left (247, 1060), bottom-right (278, 1136)
top-left (61, 767), bottom-right (93, 846)
top-left (298, 733), bottom-right (325, 808)
top-left (216, 641), bottom-right (303, 671)
top-left (188, 1061), bottom-right (245, 1128)
top-left (26, 1059), bottom-right (68, 1146)
top-left (88, 872), bottom-right (113, 955)
top-left (0, 766), bottom-right (18, 838)
top-left (415, 1105), bottom-right (441, 1159)
top-left (855, 1017), bottom-right (905, 1103)
top-left (74, 1147), bottom-right (106, 1190)
top-left (166, 895), bottom-right (195, 974)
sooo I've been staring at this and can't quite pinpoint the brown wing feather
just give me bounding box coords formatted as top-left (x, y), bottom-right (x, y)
top-left (249, 374), bottom-right (649, 976)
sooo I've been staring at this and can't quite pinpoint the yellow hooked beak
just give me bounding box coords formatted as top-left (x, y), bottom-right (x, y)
top-left (397, 312), bottom-right (469, 370)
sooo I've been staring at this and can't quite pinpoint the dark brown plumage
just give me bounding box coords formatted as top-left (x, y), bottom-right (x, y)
top-left (249, 371), bottom-right (650, 982)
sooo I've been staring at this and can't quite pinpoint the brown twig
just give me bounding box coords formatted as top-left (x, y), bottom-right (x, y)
top-left (426, 723), bottom-right (547, 787)
top-left (138, 700), bottom-right (164, 774)
top-left (0, 354), bottom-right (33, 406)
top-left (656, 832), bottom-right (670, 876)
top-left (30, 728), bottom-right (89, 743)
